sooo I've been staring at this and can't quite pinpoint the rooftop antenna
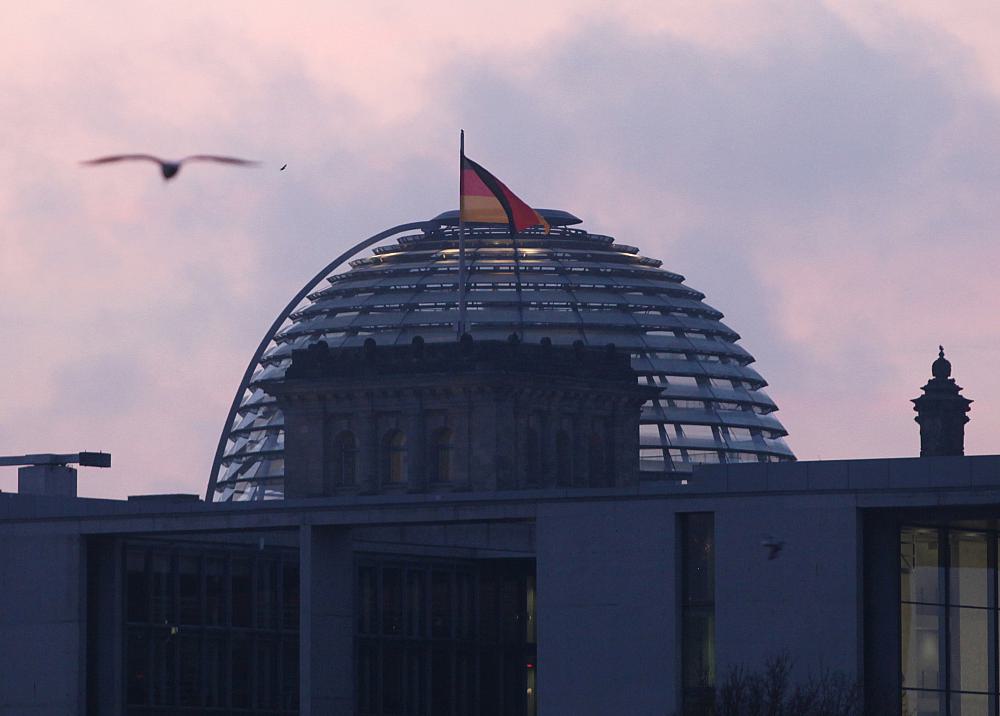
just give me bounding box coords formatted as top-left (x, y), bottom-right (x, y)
top-left (0, 451), bottom-right (110, 498)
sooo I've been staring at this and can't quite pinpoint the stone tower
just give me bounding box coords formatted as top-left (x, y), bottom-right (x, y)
top-left (912, 346), bottom-right (973, 457)
top-left (270, 334), bottom-right (657, 498)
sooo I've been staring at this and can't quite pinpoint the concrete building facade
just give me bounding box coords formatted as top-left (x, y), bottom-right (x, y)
top-left (1, 209), bottom-right (991, 715)
top-left (5, 455), bottom-right (1000, 715)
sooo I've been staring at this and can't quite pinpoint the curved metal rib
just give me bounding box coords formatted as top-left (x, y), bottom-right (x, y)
top-left (205, 220), bottom-right (435, 500)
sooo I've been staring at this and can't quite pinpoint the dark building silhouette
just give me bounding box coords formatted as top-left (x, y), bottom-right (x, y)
top-left (209, 211), bottom-right (795, 501)
top-left (4, 209), bottom-right (1000, 716)
top-left (270, 336), bottom-right (654, 498)
top-left (912, 346), bottom-right (973, 456)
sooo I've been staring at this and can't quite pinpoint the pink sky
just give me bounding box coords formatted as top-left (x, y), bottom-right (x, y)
top-left (3, 1), bottom-right (1000, 498)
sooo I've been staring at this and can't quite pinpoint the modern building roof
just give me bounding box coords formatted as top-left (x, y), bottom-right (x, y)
top-left (208, 209), bottom-right (794, 501)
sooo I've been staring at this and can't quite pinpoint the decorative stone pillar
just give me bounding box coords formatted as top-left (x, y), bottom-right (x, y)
top-left (467, 386), bottom-right (496, 491)
top-left (912, 347), bottom-right (973, 457)
top-left (540, 405), bottom-right (557, 488)
top-left (405, 391), bottom-right (426, 492)
top-left (494, 386), bottom-right (517, 490)
top-left (358, 392), bottom-right (379, 494)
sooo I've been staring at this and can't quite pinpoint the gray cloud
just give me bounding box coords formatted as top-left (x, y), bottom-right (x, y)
top-left (5, 3), bottom-right (1000, 497)
top-left (422, 12), bottom-right (1000, 458)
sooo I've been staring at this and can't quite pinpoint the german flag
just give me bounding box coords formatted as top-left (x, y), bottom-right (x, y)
top-left (460, 155), bottom-right (549, 234)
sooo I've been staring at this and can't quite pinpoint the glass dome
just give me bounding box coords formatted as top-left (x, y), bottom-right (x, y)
top-left (208, 210), bottom-right (794, 501)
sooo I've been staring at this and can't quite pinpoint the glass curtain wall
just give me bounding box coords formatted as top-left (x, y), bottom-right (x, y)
top-left (124, 539), bottom-right (299, 715)
top-left (901, 526), bottom-right (998, 715)
top-left (681, 512), bottom-right (716, 714)
top-left (356, 556), bottom-right (536, 716)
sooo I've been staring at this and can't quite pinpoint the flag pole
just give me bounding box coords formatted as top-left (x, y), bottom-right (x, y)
top-left (458, 129), bottom-right (467, 337)
top-left (511, 227), bottom-right (525, 340)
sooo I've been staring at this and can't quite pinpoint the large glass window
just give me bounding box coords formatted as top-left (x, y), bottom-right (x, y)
top-left (383, 429), bottom-right (408, 485)
top-left (357, 556), bottom-right (536, 716)
top-left (680, 512), bottom-right (715, 716)
top-left (124, 540), bottom-right (299, 715)
top-left (430, 428), bottom-right (453, 483)
top-left (901, 526), bottom-right (998, 714)
top-left (329, 430), bottom-right (357, 489)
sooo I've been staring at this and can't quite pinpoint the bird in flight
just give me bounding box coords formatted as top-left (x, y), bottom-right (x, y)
top-left (761, 534), bottom-right (785, 560)
top-left (80, 154), bottom-right (260, 181)
top-left (280, 164), bottom-right (287, 171)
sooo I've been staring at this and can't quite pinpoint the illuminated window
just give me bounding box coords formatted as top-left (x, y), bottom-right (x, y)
top-left (900, 526), bottom-right (998, 713)
top-left (680, 513), bottom-right (715, 715)
top-left (329, 431), bottom-right (357, 489)
top-left (383, 429), bottom-right (407, 484)
top-left (430, 428), bottom-right (453, 483)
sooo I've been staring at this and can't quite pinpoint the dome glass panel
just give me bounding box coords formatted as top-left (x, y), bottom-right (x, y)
top-left (208, 211), bottom-right (794, 501)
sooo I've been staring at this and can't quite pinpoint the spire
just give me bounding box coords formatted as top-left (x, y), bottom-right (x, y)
top-left (932, 345), bottom-right (951, 379)
top-left (912, 346), bottom-right (972, 457)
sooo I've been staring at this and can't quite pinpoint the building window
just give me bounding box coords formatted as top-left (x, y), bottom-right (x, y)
top-left (524, 427), bottom-right (541, 485)
top-left (640, 447), bottom-right (667, 472)
top-left (356, 556), bottom-right (535, 716)
top-left (123, 540), bottom-right (299, 715)
top-left (329, 430), bottom-right (357, 488)
top-left (680, 512), bottom-right (715, 715)
top-left (900, 525), bottom-right (997, 714)
top-left (430, 427), bottom-right (453, 483)
top-left (555, 430), bottom-right (572, 486)
top-left (383, 429), bottom-right (407, 485)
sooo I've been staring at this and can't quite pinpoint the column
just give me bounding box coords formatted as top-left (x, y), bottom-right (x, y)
top-left (358, 392), bottom-right (378, 493)
top-left (299, 525), bottom-right (355, 715)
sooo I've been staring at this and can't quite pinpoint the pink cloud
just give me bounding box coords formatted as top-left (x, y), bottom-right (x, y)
top-left (3, 2), bottom-right (1000, 497)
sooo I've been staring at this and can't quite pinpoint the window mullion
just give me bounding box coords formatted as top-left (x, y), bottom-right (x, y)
top-left (991, 535), bottom-right (999, 714)
top-left (943, 527), bottom-right (951, 715)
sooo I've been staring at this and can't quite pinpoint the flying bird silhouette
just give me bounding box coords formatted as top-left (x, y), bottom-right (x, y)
top-left (80, 154), bottom-right (260, 180)
top-left (280, 164), bottom-right (287, 171)
top-left (761, 534), bottom-right (785, 560)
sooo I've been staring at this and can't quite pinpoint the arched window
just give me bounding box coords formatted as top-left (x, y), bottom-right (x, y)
top-left (524, 427), bottom-right (541, 485)
top-left (383, 429), bottom-right (407, 485)
top-left (430, 428), bottom-right (453, 483)
top-left (588, 433), bottom-right (606, 487)
top-left (555, 430), bottom-right (572, 486)
top-left (330, 431), bottom-right (357, 488)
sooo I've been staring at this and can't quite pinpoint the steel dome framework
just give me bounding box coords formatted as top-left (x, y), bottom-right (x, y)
top-left (208, 210), bottom-right (794, 501)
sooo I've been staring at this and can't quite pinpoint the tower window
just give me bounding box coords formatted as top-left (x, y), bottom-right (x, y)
top-left (329, 431), bottom-right (357, 489)
top-left (430, 428), bottom-right (453, 483)
top-left (383, 429), bottom-right (407, 485)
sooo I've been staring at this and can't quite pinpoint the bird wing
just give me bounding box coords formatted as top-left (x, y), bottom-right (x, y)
top-left (181, 155), bottom-right (260, 166)
top-left (80, 154), bottom-right (164, 165)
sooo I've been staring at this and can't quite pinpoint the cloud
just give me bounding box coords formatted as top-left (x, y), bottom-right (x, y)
top-left (429, 8), bottom-right (1000, 460)
top-left (2, 2), bottom-right (1000, 497)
